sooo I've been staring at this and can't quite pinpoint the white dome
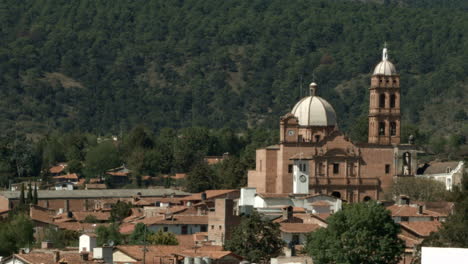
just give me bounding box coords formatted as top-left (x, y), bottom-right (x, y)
top-left (373, 47), bottom-right (397, 76)
top-left (291, 96), bottom-right (337, 127)
top-left (373, 60), bottom-right (397, 75)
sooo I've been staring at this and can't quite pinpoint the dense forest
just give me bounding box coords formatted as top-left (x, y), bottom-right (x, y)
top-left (0, 0), bottom-right (466, 183)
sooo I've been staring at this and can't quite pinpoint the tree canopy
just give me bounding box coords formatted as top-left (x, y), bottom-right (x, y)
top-left (305, 201), bottom-right (404, 264)
top-left (225, 211), bottom-right (284, 264)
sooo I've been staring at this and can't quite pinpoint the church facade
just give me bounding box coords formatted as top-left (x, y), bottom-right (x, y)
top-left (247, 48), bottom-right (418, 202)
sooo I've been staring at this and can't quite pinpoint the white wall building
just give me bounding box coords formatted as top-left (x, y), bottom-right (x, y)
top-left (421, 247), bottom-right (468, 264)
top-left (417, 161), bottom-right (464, 191)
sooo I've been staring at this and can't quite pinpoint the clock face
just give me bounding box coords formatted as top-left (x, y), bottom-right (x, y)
top-left (288, 130), bottom-right (295, 136)
top-left (299, 175), bottom-right (307, 183)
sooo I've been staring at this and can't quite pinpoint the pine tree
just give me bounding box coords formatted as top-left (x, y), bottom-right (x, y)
top-left (19, 183), bottom-right (25, 205)
top-left (33, 183), bottom-right (38, 205)
top-left (26, 182), bottom-right (33, 204)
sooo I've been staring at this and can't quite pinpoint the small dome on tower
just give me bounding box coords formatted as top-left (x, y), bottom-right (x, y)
top-left (373, 47), bottom-right (397, 76)
top-left (291, 83), bottom-right (337, 127)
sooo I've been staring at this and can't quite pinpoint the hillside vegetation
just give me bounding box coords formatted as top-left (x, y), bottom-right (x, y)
top-left (0, 0), bottom-right (466, 143)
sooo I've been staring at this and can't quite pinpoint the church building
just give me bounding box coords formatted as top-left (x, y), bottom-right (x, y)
top-left (247, 48), bottom-right (418, 202)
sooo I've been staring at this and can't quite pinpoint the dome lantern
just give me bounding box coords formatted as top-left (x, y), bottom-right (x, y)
top-left (373, 45), bottom-right (397, 76)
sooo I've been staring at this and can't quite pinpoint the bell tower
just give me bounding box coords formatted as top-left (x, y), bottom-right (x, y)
top-left (368, 46), bottom-right (401, 145)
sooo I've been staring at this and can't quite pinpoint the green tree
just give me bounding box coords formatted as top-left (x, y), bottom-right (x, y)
top-left (213, 156), bottom-right (248, 189)
top-left (305, 202), bottom-right (404, 264)
top-left (185, 161), bottom-right (218, 193)
top-left (33, 183), bottom-right (38, 205)
top-left (0, 214), bottom-right (34, 255)
top-left (96, 223), bottom-right (123, 246)
top-left (110, 201), bottom-right (132, 223)
top-left (147, 229), bottom-right (179, 245)
top-left (84, 141), bottom-right (120, 178)
top-left (19, 183), bottom-right (25, 205)
top-left (225, 211), bottom-right (284, 264)
top-left (424, 172), bottom-right (468, 247)
top-left (26, 182), bottom-right (33, 204)
top-left (66, 159), bottom-right (83, 174)
top-left (43, 228), bottom-right (79, 248)
top-left (391, 177), bottom-right (449, 202)
top-left (83, 215), bottom-right (99, 223)
top-left (129, 223), bottom-right (149, 245)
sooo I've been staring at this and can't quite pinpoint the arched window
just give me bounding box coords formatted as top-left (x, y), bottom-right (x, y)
top-left (379, 122), bottom-right (385, 135)
top-left (331, 191), bottom-right (341, 199)
top-left (390, 122), bottom-right (397, 136)
top-left (379, 94), bottom-right (386, 108)
top-left (390, 94), bottom-right (396, 108)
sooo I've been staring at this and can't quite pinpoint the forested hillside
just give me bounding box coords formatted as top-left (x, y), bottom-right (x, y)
top-left (0, 0), bottom-right (466, 139)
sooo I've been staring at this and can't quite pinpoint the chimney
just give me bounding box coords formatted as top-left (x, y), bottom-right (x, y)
top-left (41, 241), bottom-right (53, 249)
top-left (64, 200), bottom-right (69, 212)
top-left (418, 205), bottom-right (424, 215)
top-left (201, 192), bottom-right (207, 201)
top-left (80, 252), bottom-right (89, 261)
top-left (282, 206), bottom-right (293, 221)
top-left (53, 251), bottom-right (60, 262)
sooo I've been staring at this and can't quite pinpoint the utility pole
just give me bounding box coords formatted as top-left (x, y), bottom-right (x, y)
top-left (143, 225), bottom-right (147, 264)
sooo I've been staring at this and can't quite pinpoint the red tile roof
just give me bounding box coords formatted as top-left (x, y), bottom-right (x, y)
top-left (107, 172), bottom-right (129, 177)
top-left (386, 205), bottom-right (445, 217)
top-left (400, 221), bottom-right (442, 237)
top-left (137, 215), bottom-right (208, 225)
top-left (52, 173), bottom-right (79, 180)
top-left (30, 205), bottom-right (55, 225)
top-left (398, 233), bottom-right (422, 248)
top-left (49, 163), bottom-right (67, 174)
top-left (72, 211), bottom-right (110, 222)
top-left (280, 223), bottom-right (321, 233)
top-left (120, 223), bottom-right (136, 234)
top-left (56, 222), bottom-right (108, 232)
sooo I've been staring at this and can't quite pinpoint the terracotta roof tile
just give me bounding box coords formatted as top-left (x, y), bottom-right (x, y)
top-left (386, 205), bottom-right (445, 217)
top-left (400, 221), bottom-right (442, 237)
top-left (30, 205), bottom-right (55, 225)
top-left (137, 215), bottom-right (208, 225)
top-left (72, 211), bottom-right (110, 222)
top-left (398, 234), bottom-right (422, 248)
top-left (49, 163), bottom-right (67, 174)
top-left (280, 223), bottom-right (321, 233)
top-left (56, 222), bottom-right (108, 232)
top-left (52, 173), bottom-right (79, 180)
top-left (115, 245), bottom-right (186, 260)
top-left (120, 223), bottom-right (136, 234)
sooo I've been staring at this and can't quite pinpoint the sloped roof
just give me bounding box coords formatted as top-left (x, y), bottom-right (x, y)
top-left (138, 215), bottom-right (208, 225)
top-left (386, 205), bottom-right (445, 217)
top-left (49, 163), bottom-right (67, 174)
top-left (400, 221), bottom-right (442, 237)
top-left (422, 161), bottom-right (461, 175)
top-left (52, 173), bottom-right (79, 180)
top-left (280, 223), bottom-right (321, 233)
top-left (72, 211), bottom-right (110, 221)
top-left (0, 188), bottom-right (189, 199)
